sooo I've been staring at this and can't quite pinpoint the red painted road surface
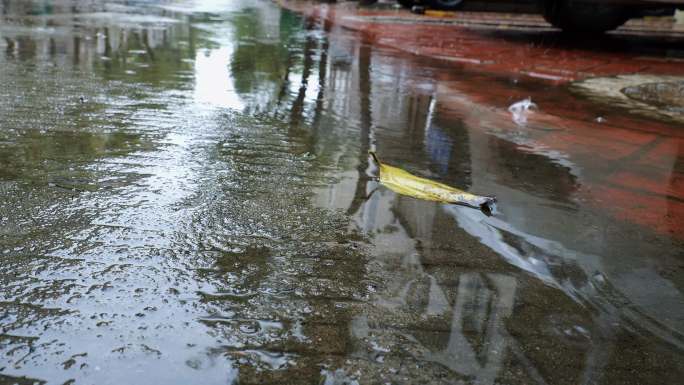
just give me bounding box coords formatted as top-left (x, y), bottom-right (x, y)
top-left (279, 0), bottom-right (684, 239)
top-left (278, 1), bottom-right (684, 83)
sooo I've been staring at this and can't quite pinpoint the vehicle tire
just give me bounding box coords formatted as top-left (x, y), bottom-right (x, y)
top-left (428, 0), bottom-right (464, 10)
top-left (542, 0), bottom-right (631, 33)
top-left (397, 0), bottom-right (418, 8)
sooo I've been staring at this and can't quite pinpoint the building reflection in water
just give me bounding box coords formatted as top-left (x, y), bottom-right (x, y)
top-left (296, 6), bottom-right (683, 384)
top-left (0, 1), bottom-right (682, 384)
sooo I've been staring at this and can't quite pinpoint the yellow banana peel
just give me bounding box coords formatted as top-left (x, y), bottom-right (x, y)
top-left (370, 152), bottom-right (495, 213)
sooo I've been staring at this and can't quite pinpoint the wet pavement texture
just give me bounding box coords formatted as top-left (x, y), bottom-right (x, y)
top-left (0, 0), bottom-right (683, 384)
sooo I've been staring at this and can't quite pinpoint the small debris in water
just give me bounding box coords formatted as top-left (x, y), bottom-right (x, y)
top-left (508, 97), bottom-right (537, 126)
top-left (508, 97), bottom-right (537, 112)
top-left (370, 152), bottom-right (496, 214)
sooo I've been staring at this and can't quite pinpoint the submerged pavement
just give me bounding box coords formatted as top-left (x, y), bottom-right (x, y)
top-left (0, 0), bottom-right (682, 384)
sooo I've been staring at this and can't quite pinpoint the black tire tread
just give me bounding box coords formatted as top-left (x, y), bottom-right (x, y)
top-left (542, 0), bottom-right (630, 33)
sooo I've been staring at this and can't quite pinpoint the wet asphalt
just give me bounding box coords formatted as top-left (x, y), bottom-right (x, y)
top-left (0, 1), bottom-right (683, 384)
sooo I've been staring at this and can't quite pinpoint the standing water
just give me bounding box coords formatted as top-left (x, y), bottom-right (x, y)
top-left (0, 1), bottom-right (682, 384)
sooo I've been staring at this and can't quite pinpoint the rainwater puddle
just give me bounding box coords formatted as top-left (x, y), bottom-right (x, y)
top-left (0, 1), bottom-right (682, 384)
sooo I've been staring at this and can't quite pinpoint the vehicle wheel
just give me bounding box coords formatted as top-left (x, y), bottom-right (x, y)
top-left (397, 0), bottom-right (419, 8)
top-left (428, 0), bottom-right (464, 10)
top-left (542, 0), bottom-right (631, 33)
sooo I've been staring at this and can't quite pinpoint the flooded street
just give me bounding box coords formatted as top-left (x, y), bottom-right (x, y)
top-left (1, 0), bottom-right (683, 384)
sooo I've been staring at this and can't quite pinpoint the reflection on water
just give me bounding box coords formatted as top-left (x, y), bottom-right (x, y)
top-left (195, 46), bottom-right (243, 109)
top-left (0, 0), bottom-right (682, 384)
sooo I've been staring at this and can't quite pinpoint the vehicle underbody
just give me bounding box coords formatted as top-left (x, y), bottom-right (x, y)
top-left (392, 0), bottom-right (684, 32)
